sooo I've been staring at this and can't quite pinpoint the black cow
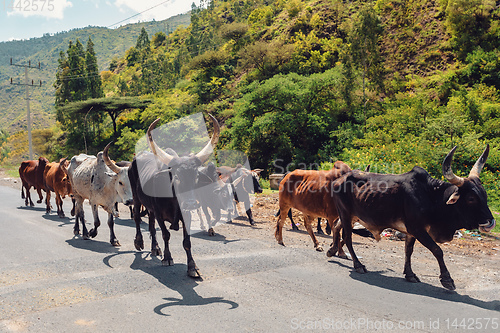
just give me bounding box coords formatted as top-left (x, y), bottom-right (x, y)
top-left (129, 114), bottom-right (220, 278)
top-left (330, 145), bottom-right (496, 290)
top-left (217, 165), bottom-right (263, 225)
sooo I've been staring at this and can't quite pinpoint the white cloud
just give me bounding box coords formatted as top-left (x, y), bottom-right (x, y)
top-left (7, 0), bottom-right (73, 20)
top-left (113, 0), bottom-right (200, 23)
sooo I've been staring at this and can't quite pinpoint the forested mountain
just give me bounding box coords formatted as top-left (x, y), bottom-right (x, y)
top-left (2, 0), bottom-right (500, 210)
top-left (0, 13), bottom-right (190, 132)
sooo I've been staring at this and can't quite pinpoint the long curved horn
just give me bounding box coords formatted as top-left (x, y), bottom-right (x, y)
top-left (442, 146), bottom-right (465, 187)
top-left (103, 142), bottom-right (122, 174)
top-left (195, 113), bottom-right (220, 164)
top-left (147, 118), bottom-right (175, 166)
top-left (469, 144), bottom-right (489, 178)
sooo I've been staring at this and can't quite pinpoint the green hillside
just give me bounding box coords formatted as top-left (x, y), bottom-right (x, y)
top-left (2, 0), bottom-right (500, 214)
top-left (0, 13), bottom-right (190, 133)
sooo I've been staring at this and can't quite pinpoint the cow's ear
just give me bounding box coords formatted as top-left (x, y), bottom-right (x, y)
top-left (446, 191), bottom-right (460, 205)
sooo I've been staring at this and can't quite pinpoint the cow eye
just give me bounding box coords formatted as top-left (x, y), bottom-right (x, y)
top-left (467, 196), bottom-right (477, 204)
top-left (119, 181), bottom-right (124, 186)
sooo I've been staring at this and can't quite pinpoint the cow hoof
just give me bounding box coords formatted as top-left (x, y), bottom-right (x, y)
top-left (30, 203), bottom-right (35, 207)
top-left (249, 220), bottom-right (256, 226)
top-left (208, 228), bottom-right (215, 236)
top-left (89, 229), bottom-right (97, 238)
top-left (292, 226), bottom-right (299, 231)
top-left (71, 209), bottom-right (75, 217)
top-left (315, 246), bottom-right (324, 252)
top-left (111, 239), bottom-right (120, 247)
top-left (317, 229), bottom-right (325, 235)
top-left (151, 247), bottom-right (162, 257)
top-left (37, 199), bottom-right (42, 204)
top-left (338, 252), bottom-right (348, 259)
top-left (355, 265), bottom-right (367, 274)
top-left (73, 229), bottom-right (80, 236)
top-left (440, 276), bottom-right (456, 290)
top-left (58, 213), bottom-right (65, 218)
top-left (278, 241), bottom-right (285, 247)
top-left (405, 274), bottom-right (421, 283)
top-left (134, 239), bottom-right (144, 251)
top-left (83, 234), bottom-right (90, 240)
top-left (187, 267), bottom-right (201, 278)
top-left (162, 259), bottom-right (174, 266)
top-left (326, 247), bottom-right (337, 257)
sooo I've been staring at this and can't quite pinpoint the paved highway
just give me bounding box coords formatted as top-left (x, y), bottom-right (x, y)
top-left (0, 184), bottom-right (499, 332)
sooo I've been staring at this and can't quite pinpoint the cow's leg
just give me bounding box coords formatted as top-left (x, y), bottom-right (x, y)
top-left (288, 209), bottom-right (299, 230)
top-left (25, 185), bottom-right (34, 207)
top-left (73, 198), bottom-right (88, 239)
top-left (412, 230), bottom-right (455, 290)
top-left (304, 215), bottom-right (323, 251)
top-left (206, 206), bottom-right (219, 236)
top-left (148, 212), bottom-right (161, 256)
top-left (70, 197), bottom-right (76, 216)
top-left (327, 218), bottom-right (347, 259)
top-left (325, 220), bottom-right (332, 235)
top-left (316, 218), bottom-right (324, 235)
top-left (21, 184), bottom-right (25, 199)
top-left (275, 204), bottom-right (290, 246)
top-left (196, 208), bottom-right (207, 232)
top-left (36, 187), bottom-right (44, 204)
top-left (340, 212), bottom-right (367, 273)
top-left (56, 193), bottom-right (65, 218)
top-left (107, 213), bottom-right (120, 246)
top-left (243, 198), bottom-right (256, 225)
top-left (133, 200), bottom-right (144, 251)
top-left (88, 204), bottom-right (101, 238)
top-left (181, 216), bottom-right (200, 278)
top-left (403, 234), bottom-right (420, 283)
top-left (45, 190), bottom-right (52, 214)
top-left (157, 219), bottom-right (174, 266)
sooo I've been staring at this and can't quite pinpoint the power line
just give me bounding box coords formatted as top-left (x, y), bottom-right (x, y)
top-left (107, 0), bottom-right (173, 28)
top-left (9, 58), bottom-right (42, 160)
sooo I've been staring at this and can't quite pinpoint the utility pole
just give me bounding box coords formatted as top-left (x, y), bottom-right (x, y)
top-left (10, 58), bottom-right (42, 160)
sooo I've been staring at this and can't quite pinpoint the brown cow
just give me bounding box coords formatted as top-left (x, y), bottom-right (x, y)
top-left (19, 157), bottom-right (48, 207)
top-left (275, 161), bottom-right (353, 253)
top-left (43, 158), bottom-right (74, 218)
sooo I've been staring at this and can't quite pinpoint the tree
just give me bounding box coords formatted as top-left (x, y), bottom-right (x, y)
top-left (86, 37), bottom-right (104, 99)
top-left (57, 97), bottom-right (153, 139)
top-left (136, 27), bottom-right (151, 50)
top-left (347, 5), bottom-right (384, 129)
top-left (54, 51), bottom-right (71, 107)
top-left (67, 39), bottom-right (87, 102)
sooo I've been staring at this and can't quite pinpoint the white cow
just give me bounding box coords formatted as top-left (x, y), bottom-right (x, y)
top-left (68, 143), bottom-right (133, 246)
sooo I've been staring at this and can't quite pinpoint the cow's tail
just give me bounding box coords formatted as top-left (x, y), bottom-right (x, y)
top-left (21, 186), bottom-right (25, 199)
top-left (275, 208), bottom-right (280, 217)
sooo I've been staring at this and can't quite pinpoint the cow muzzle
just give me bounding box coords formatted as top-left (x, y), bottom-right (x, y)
top-left (479, 219), bottom-right (496, 233)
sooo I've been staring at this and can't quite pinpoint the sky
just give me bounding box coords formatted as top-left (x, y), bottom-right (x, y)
top-left (0, 0), bottom-right (201, 42)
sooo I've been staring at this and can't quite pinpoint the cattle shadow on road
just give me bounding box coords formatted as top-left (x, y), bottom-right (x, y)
top-left (17, 205), bottom-right (46, 213)
top-left (192, 230), bottom-right (242, 245)
top-left (127, 252), bottom-right (239, 316)
top-left (65, 238), bottom-right (240, 316)
top-left (327, 260), bottom-right (500, 312)
top-left (41, 212), bottom-right (73, 227)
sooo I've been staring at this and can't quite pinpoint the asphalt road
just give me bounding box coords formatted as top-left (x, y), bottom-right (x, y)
top-left (0, 184), bottom-right (499, 333)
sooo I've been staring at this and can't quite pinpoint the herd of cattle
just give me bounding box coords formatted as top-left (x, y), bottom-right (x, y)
top-left (17, 114), bottom-right (497, 290)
